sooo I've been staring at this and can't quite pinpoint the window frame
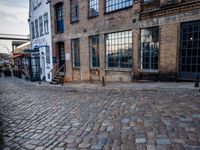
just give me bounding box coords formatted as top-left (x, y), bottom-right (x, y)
top-left (105, 30), bottom-right (133, 70)
top-left (31, 22), bottom-right (35, 39)
top-left (35, 19), bottom-right (39, 38)
top-left (46, 46), bottom-right (51, 64)
top-left (140, 26), bottom-right (159, 71)
top-left (43, 13), bottom-right (49, 34)
top-left (88, 0), bottom-right (99, 18)
top-left (55, 3), bottom-right (64, 33)
top-left (89, 35), bottom-right (100, 68)
top-left (71, 38), bottom-right (80, 68)
top-left (104, 0), bottom-right (133, 14)
top-left (70, 0), bottom-right (79, 23)
top-left (39, 15), bottom-right (43, 36)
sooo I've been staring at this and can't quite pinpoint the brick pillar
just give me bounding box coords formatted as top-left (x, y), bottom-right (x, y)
top-left (65, 39), bottom-right (73, 81)
top-left (133, 0), bottom-right (141, 14)
top-left (80, 35), bottom-right (90, 81)
top-left (159, 23), bottom-right (178, 77)
top-left (133, 28), bottom-right (140, 76)
top-left (99, 34), bottom-right (105, 81)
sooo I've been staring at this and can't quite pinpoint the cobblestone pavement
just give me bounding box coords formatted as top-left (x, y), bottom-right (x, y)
top-left (0, 77), bottom-right (200, 150)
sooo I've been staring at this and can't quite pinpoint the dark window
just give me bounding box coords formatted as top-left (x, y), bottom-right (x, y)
top-left (180, 21), bottom-right (200, 73)
top-left (88, 0), bottom-right (99, 17)
top-left (141, 27), bottom-right (159, 70)
top-left (44, 13), bottom-right (49, 34)
top-left (39, 16), bottom-right (43, 36)
top-left (35, 19), bottom-right (39, 38)
top-left (105, 31), bottom-right (132, 68)
top-left (89, 35), bottom-right (99, 67)
top-left (71, 0), bottom-right (79, 23)
top-left (55, 3), bottom-right (64, 33)
top-left (72, 39), bottom-right (80, 67)
top-left (31, 22), bottom-right (35, 39)
top-left (105, 0), bottom-right (133, 13)
top-left (46, 46), bottom-right (50, 64)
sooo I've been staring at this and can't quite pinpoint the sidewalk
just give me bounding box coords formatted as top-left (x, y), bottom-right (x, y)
top-left (30, 79), bottom-right (200, 91)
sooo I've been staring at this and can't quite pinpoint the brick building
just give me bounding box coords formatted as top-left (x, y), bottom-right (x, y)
top-left (50, 0), bottom-right (200, 83)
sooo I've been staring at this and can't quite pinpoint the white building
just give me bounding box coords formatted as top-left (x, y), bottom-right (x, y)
top-left (29, 0), bottom-right (52, 82)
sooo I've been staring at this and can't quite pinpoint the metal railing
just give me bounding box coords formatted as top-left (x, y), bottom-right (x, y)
top-left (48, 62), bottom-right (66, 85)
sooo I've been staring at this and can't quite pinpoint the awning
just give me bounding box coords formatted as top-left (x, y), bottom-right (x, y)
top-left (12, 54), bottom-right (24, 59)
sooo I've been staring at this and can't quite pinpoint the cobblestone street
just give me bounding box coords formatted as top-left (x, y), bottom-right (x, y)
top-left (0, 77), bottom-right (200, 150)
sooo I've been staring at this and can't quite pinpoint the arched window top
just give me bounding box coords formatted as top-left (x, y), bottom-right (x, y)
top-left (54, 2), bottom-right (63, 7)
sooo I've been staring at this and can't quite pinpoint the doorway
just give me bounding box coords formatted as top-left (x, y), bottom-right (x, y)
top-left (57, 42), bottom-right (65, 72)
top-left (180, 21), bottom-right (200, 80)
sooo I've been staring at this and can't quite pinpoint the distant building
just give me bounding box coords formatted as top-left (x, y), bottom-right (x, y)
top-left (29, 0), bottom-right (53, 82)
top-left (50, 0), bottom-right (200, 82)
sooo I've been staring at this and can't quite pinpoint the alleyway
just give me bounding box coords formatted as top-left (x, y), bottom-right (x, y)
top-left (0, 77), bottom-right (200, 150)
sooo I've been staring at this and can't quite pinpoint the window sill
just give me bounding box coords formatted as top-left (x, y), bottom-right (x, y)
top-left (73, 67), bottom-right (80, 70)
top-left (90, 67), bottom-right (99, 70)
top-left (106, 68), bottom-right (132, 72)
top-left (139, 69), bottom-right (159, 73)
top-left (88, 15), bottom-right (99, 19)
top-left (71, 20), bottom-right (79, 24)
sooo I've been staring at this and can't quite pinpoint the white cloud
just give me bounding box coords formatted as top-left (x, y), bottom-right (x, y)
top-left (0, 2), bottom-right (29, 35)
top-left (6, 16), bottom-right (20, 24)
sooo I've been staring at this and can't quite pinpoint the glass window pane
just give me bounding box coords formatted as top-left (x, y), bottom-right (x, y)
top-left (105, 31), bottom-right (132, 69)
top-left (140, 27), bottom-right (159, 70)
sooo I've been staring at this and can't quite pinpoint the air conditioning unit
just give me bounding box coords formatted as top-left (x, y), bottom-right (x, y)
top-left (160, 0), bottom-right (182, 7)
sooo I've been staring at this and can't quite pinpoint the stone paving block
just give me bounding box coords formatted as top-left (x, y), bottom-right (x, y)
top-left (136, 138), bottom-right (146, 144)
top-left (156, 139), bottom-right (170, 145)
top-left (0, 78), bottom-right (200, 150)
top-left (147, 145), bottom-right (156, 150)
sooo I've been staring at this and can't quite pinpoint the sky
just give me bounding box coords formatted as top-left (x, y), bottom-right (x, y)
top-left (0, 0), bottom-right (29, 53)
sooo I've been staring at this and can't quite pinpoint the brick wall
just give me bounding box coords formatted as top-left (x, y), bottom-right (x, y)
top-left (159, 23), bottom-right (178, 74)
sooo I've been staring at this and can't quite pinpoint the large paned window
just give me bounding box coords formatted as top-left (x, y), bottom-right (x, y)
top-left (105, 31), bottom-right (132, 68)
top-left (89, 36), bottom-right (99, 68)
top-left (55, 3), bottom-right (64, 33)
top-left (71, 0), bottom-right (79, 23)
top-left (35, 19), bottom-right (39, 38)
top-left (141, 27), bottom-right (159, 70)
top-left (44, 13), bottom-right (49, 34)
top-left (88, 0), bottom-right (99, 17)
top-left (180, 21), bottom-right (200, 74)
top-left (72, 39), bottom-right (80, 67)
top-left (39, 16), bottom-right (43, 36)
top-left (105, 0), bottom-right (133, 13)
top-left (31, 22), bottom-right (35, 39)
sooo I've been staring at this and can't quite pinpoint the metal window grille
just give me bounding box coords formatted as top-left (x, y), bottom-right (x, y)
top-left (105, 0), bottom-right (133, 13)
top-left (105, 30), bottom-right (133, 68)
top-left (180, 21), bottom-right (200, 75)
top-left (89, 0), bottom-right (99, 17)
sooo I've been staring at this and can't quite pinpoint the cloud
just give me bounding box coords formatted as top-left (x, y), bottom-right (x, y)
top-left (0, 1), bottom-right (29, 35)
top-left (5, 16), bottom-right (20, 24)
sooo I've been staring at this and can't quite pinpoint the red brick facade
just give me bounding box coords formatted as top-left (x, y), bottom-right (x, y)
top-left (51, 0), bottom-right (200, 82)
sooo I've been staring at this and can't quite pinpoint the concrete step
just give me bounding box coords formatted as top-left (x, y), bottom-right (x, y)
top-left (50, 81), bottom-right (59, 84)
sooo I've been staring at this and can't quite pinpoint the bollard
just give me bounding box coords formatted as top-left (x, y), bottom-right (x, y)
top-left (102, 76), bottom-right (105, 87)
top-left (194, 74), bottom-right (199, 88)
